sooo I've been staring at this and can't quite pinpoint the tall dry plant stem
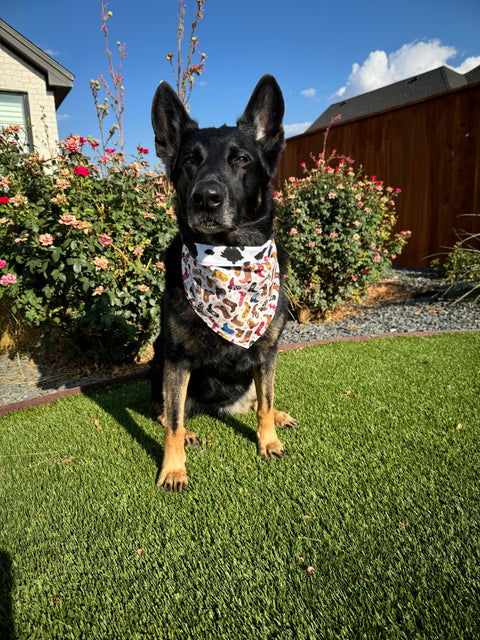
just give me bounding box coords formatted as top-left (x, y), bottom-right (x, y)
top-left (90, 0), bottom-right (127, 158)
top-left (166, 0), bottom-right (207, 110)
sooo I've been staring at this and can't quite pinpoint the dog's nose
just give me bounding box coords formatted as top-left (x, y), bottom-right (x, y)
top-left (192, 181), bottom-right (225, 210)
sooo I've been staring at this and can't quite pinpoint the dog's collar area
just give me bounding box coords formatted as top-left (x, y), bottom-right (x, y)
top-left (182, 239), bottom-right (280, 348)
top-left (187, 238), bottom-right (275, 268)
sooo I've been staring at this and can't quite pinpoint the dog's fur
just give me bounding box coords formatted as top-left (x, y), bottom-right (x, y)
top-left (150, 74), bottom-right (296, 492)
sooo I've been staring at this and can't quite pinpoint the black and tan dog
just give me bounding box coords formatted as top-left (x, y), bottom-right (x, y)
top-left (150, 74), bottom-right (296, 492)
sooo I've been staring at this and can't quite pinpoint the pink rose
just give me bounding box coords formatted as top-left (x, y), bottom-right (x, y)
top-left (1, 273), bottom-right (17, 285)
top-left (59, 214), bottom-right (76, 225)
top-left (99, 234), bottom-right (113, 246)
top-left (93, 256), bottom-right (108, 271)
top-left (39, 233), bottom-right (55, 246)
top-left (0, 259), bottom-right (6, 268)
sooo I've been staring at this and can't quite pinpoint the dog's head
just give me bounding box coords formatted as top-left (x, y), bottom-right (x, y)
top-left (151, 75), bottom-right (285, 244)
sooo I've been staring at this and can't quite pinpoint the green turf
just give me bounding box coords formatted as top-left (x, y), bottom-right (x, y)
top-left (1, 333), bottom-right (479, 639)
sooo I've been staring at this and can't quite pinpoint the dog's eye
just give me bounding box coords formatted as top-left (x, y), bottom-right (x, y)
top-left (236, 155), bottom-right (250, 165)
top-left (184, 157), bottom-right (196, 166)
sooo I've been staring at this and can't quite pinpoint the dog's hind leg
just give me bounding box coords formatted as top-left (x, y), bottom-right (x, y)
top-left (249, 401), bottom-right (297, 430)
top-left (156, 414), bottom-right (201, 448)
top-left (157, 359), bottom-right (191, 492)
top-left (253, 354), bottom-right (285, 460)
top-left (273, 410), bottom-right (297, 429)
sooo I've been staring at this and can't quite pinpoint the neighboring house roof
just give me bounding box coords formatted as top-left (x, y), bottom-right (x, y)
top-left (465, 65), bottom-right (480, 84)
top-left (307, 65), bottom-right (480, 132)
top-left (0, 18), bottom-right (74, 108)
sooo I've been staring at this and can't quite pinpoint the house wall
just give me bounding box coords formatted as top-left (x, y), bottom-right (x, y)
top-left (0, 41), bottom-right (59, 159)
top-left (275, 82), bottom-right (480, 267)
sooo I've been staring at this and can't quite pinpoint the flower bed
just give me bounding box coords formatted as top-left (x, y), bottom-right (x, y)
top-left (0, 126), bottom-right (176, 363)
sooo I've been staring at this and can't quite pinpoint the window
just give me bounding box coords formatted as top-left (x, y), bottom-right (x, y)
top-left (0, 91), bottom-right (34, 150)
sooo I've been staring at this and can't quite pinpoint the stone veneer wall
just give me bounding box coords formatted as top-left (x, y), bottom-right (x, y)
top-left (0, 41), bottom-right (59, 159)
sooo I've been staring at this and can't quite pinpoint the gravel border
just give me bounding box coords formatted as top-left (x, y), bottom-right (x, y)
top-left (1, 267), bottom-right (479, 414)
top-left (280, 267), bottom-right (480, 344)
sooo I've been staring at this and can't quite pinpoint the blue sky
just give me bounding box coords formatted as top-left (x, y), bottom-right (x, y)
top-left (2, 0), bottom-right (480, 163)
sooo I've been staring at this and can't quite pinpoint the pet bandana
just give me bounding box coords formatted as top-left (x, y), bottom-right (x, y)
top-left (182, 239), bottom-right (280, 348)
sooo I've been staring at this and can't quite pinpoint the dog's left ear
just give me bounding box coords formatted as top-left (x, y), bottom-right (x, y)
top-left (237, 74), bottom-right (285, 176)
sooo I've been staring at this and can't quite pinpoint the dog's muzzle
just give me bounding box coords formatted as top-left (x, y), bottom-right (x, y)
top-left (190, 180), bottom-right (231, 232)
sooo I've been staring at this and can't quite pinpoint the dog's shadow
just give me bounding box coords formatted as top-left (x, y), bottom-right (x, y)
top-left (88, 377), bottom-right (163, 476)
top-left (89, 376), bottom-right (257, 482)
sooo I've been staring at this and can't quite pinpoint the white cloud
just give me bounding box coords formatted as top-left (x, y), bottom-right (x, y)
top-left (301, 88), bottom-right (316, 98)
top-left (332, 39), bottom-right (480, 101)
top-left (284, 122), bottom-right (312, 137)
top-left (56, 114), bottom-right (71, 121)
top-left (454, 55), bottom-right (480, 74)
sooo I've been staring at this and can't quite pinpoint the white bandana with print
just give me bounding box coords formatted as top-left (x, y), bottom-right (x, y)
top-left (182, 239), bottom-right (280, 348)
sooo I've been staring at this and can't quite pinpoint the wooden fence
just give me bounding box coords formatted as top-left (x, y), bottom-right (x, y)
top-left (275, 81), bottom-right (480, 267)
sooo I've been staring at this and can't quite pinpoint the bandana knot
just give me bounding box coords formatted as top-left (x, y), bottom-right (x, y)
top-left (182, 239), bottom-right (280, 348)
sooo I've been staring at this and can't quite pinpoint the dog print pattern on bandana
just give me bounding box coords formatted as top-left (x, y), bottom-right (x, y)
top-left (182, 239), bottom-right (280, 348)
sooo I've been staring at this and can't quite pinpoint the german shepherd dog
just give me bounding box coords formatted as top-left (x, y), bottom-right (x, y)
top-left (150, 74), bottom-right (296, 492)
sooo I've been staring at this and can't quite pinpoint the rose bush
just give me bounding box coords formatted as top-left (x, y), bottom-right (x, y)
top-left (275, 154), bottom-right (411, 313)
top-left (0, 125), bottom-right (176, 363)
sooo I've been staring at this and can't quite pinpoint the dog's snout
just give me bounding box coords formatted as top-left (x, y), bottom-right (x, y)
top-left (192, 181), bottom-right (225, 210)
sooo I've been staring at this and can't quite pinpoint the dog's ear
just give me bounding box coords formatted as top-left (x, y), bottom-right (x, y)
top-left (151, 81), bottom-right (198, 177)
top-left (237, 74), bottom-right (285, 175)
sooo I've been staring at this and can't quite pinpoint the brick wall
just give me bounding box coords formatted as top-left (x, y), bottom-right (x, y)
top-left (0, 42), bottom-right (59, 159)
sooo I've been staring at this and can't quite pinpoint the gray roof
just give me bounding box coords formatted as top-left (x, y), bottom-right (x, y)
top-left (465, 65), bottom-right (480, 84)
top-left (0, 18), bottom-right (74, 108)
top-left (307, 65), bottom-right (480, 132)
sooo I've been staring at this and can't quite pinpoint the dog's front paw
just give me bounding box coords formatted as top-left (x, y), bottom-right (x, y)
top-left (157, 468), bottom-right (188, 493)
top-left (258, 438), bottom-right (285, 460)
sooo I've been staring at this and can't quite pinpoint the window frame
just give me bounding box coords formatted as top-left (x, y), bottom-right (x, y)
top-left (0, 90), bottom-right (34, 150)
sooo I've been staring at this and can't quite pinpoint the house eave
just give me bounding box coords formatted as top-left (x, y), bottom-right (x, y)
top-left (0, 18), bottom-right (74, 108)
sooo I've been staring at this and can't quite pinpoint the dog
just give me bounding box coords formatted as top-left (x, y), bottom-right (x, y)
top-left (150, 74), bottom-right (296, 492)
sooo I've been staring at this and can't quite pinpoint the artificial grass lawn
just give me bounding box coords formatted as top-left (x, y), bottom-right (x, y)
top-left (1, 333), bottom-right (479, 639)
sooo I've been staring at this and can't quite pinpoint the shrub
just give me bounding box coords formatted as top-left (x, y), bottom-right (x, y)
top-left (274, 154), bottom-right (411, 313)
top-left (431, 218), bottom-right (480, 283)
top-left (0, 126), bottom-right (176, 363)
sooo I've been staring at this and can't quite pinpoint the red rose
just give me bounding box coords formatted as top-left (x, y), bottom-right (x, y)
top-left (73, 166), bottom-right (92, 177)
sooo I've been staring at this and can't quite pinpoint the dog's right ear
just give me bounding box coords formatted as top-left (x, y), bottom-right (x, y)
top-left (151, 81), bottom-right (198, 177)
